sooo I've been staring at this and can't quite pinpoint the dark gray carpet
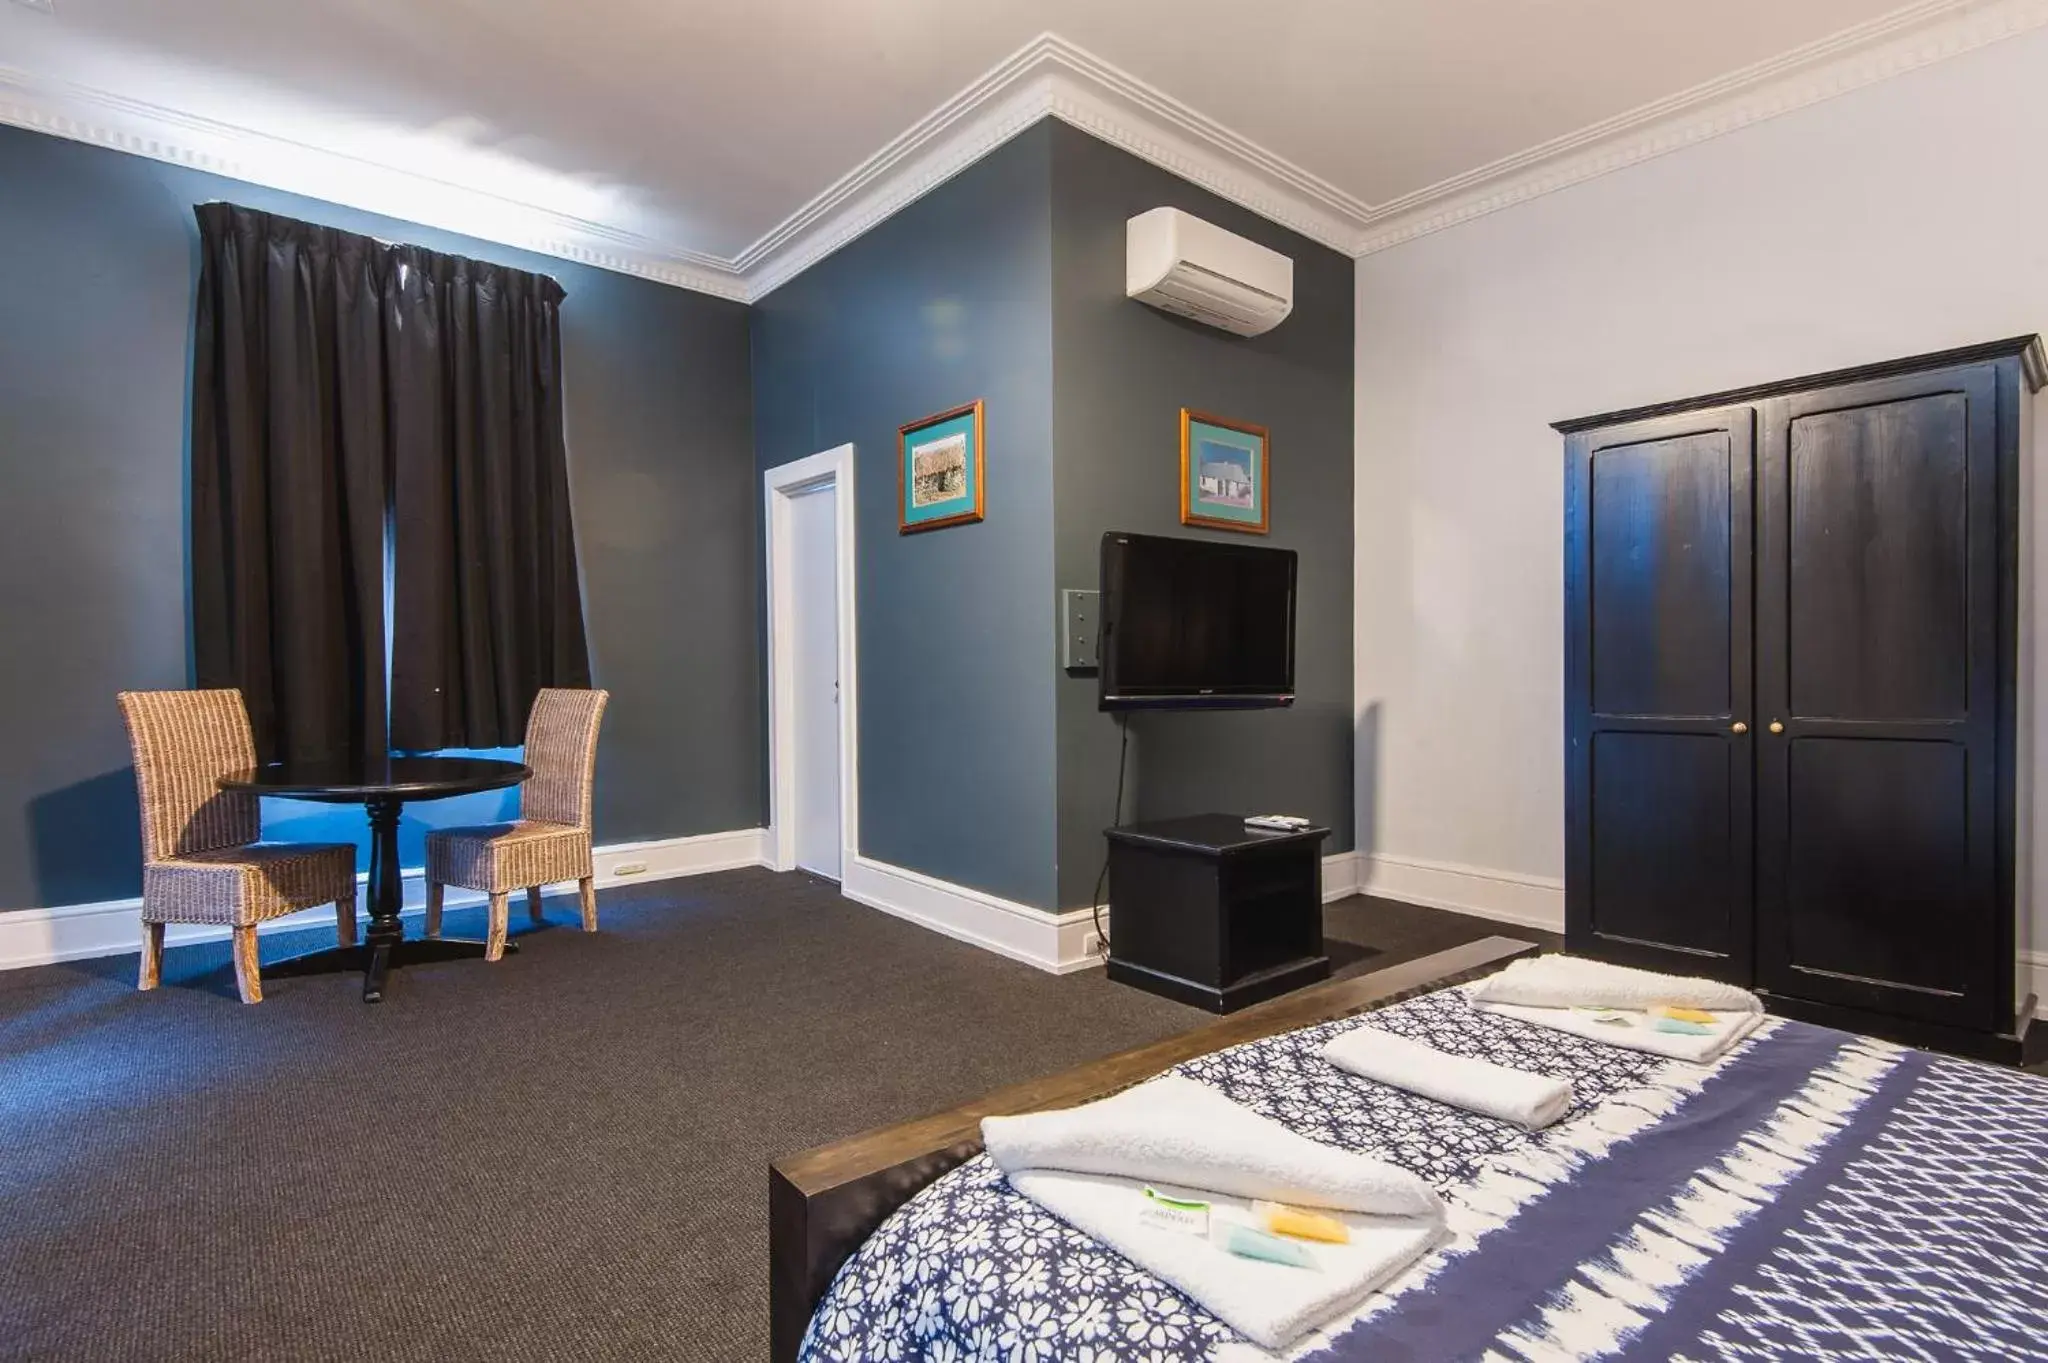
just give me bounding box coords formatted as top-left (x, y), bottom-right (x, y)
top-left (0, 869), bottom-right (1541, 1362)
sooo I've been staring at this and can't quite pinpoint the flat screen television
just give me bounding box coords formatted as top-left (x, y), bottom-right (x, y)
top-left (1098, 531), bottom-right (1297, 710)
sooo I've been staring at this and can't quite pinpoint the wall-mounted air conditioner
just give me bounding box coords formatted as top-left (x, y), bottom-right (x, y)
top-left (1126, 207), bottom-right (1293, 337)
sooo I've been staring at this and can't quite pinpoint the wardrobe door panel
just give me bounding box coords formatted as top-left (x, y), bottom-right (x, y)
top-left (1756, 365), bottom-right (2001, 1030)
top-left (1784, 738), bottom-right (1971, 998)
top-left (1788, 395), bottom-right (1969, 721)
top-left (1590, 435), bottom-right (1732, 718)
top-left (1565, 410), bottom-right (1753, 980)
top-left (1588, 732), bottom-right (1736, 956)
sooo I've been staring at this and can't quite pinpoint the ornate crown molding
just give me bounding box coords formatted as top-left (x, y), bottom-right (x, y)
top-left (735, 33), bottom-right (1367, 298)
top-left (4, 2), bottom-right (2045, 301)
top-left (741, 2), bottom-right (2048, 286)
top-left (0, 64), bottom-right (751, 300)
top-left (1348, 0), bottom-right (2048, 254)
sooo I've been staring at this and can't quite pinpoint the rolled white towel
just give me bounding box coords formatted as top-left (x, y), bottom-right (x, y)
top-left (1320, 1028), bottom-right (1574, 1130)
top-left (1469, 955), bottom-right (1760, 1013)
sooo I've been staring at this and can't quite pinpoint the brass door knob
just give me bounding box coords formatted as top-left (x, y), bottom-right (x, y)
top-left (1731, 721), bottom-right (1748, 734)
top-left (1769, 720), bottom-right (1784, 734)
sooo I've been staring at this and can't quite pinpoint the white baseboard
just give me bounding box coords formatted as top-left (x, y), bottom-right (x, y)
top-left (840, 855), bottom-right (1107, 974)
top-left (1058, 904), bottom-right (1111, 970)
top-left (2, 834), bottom-right (1562, 978)
top-left (594, 827), bottom-right (770, 884)
top-left (841, 850), bottom-right (1363, 976)
top-left (1355, 851), bottom-right (1566, 936)
top-left (0, 827), bottom-right (771, 972)
top-left (2022, 950), bottom-right (2048, 1010)
top-left (1354, 856), bottom-right (2048, 1009)
top-left (1321, 850), bottom-right (1363, 903)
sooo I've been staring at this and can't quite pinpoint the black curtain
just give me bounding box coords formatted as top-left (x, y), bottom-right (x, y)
top-left (192, 203), bottom-right (390, 764)
top-left (387, 246), bottom-right (590, 751)
top-left (191, 203), bottom-right (591, 761)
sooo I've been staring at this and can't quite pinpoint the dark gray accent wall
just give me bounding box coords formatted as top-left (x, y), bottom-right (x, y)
top-left (0, 113), bottom-right (1350, 926)
top-left (751, 124), bottom-right (1059, 909)
top-left (0, 123), bottom-right (761, 910)
top-left (1048, 123), bottom-right (1357, 909)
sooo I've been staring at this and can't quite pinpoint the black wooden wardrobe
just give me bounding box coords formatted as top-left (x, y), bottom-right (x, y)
top-left (1558, 336), bottom-right (2045, 1061)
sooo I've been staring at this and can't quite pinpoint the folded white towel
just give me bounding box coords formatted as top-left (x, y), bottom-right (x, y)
top-left (1008, 1169), bottom-right (1441, 1352)
top-left (1468, 955), bottom-right (1761, 1012)
top-left (1320, 1028), bottom-right (1574, 1129)
top-left (983, 1075), bottom-right (1439, 1216)
top-left (984, 1077), bottom-right (1443, 1350)
top-left (1477, 1001), bottom-right (1765, 1063)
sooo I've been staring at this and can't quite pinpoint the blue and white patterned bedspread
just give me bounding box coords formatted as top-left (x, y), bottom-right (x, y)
top-left (800, 987), bottom-right (2048, 1361)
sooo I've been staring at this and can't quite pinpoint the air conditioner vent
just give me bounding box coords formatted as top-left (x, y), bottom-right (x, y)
top-left (1126, 207), bottom-right (1293, 337)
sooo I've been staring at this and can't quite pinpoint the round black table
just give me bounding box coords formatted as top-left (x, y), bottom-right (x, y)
top-left (220, 755), bottom-right (530, 1003)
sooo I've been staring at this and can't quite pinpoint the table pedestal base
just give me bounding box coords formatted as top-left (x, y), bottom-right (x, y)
top-left (215, 759), bottom-right (534, 1004)
top-left (281, 793), bottom-right (509, 1004)
top-left (267, 936), bottom-right (519, 1003)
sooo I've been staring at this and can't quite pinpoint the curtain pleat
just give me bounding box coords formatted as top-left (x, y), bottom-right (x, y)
top-left (192, 203), bottom-right (389, 764)
top-left (387, 247), bottom-right (591, 751)
top-left (192, 204), bottom-right (591, 762)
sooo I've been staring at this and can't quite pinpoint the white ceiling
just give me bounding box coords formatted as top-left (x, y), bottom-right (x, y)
top-left (0, 0), bottom-right (2034, 297)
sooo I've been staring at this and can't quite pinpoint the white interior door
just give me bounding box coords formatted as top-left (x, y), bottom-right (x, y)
top-left (789, 483), bottom-right (842, 879)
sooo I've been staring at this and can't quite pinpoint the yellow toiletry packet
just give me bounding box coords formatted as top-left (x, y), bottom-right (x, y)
top-left (1253, 1200), bottom-right (1351, 1245)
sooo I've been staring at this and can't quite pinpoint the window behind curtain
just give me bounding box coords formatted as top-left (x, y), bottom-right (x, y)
top-left (191, 203), bottom-right (591, 763)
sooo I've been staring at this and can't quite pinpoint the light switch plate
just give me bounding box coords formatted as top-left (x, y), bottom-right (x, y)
top-left (1062, 588), bottom-right (1100, 672)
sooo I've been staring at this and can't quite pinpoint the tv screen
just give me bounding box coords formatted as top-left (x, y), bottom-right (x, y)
top-left (1098, 532), bottom-right (1297, 710)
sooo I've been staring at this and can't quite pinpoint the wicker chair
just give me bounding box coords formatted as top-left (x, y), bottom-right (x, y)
top-left (423, 688), bottom-right (609, 961)
top-left (116, 690), bottom-right (359, 1005)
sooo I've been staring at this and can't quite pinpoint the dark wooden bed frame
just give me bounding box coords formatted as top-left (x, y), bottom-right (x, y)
top-left (766, 936), bottom-right (1541, 1362)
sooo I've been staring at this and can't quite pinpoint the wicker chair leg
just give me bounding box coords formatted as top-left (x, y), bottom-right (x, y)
top-left (138, 921), bottom-right (165, 991)
top-left (527, 885), bottom-right (545, 925)
top-left (486, 893), bottom-right (509, 961)
top-left (336, 894), bottom-right (357, 948)
top-left (231, 926), bottom-right (263, 1005)
top-left (424, 881), bottom-right (444, 939)
top-left (578, 877), bottom-right (598, 933)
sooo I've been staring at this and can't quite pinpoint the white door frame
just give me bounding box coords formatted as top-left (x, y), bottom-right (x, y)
top-left (764, 444), bottom-right (859, 875)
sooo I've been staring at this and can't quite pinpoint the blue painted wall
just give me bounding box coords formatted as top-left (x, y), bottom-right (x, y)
top-left (751, 124), bottom-right (1061, 909)
top-left (1047, 124), bottom-right (1357, 908)
top-left (0, 112), bottom-right (1354, 923)
top-left (748, 119), bottom-right (1357, 913)
top-left (0, 123), bottom-right (762, 910)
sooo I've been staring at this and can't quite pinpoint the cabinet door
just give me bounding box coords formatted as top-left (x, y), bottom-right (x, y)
top-left (1565, 409), bottom-right (1754, 980)
top-left (1754, 366), bottom-right (2002, 1029)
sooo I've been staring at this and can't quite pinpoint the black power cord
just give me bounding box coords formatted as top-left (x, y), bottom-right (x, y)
top-left (1091, 713), bottom-right (1130, 958)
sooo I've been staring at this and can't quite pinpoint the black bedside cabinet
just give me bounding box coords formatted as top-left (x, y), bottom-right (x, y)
top-left (1104, 814), bottom-right (1331, 1013)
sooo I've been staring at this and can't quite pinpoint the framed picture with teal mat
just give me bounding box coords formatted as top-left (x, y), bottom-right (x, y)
top-left (899, 400), bottom-right (985, 534)
top-left (1181, 409), bottom-right (1269, 534)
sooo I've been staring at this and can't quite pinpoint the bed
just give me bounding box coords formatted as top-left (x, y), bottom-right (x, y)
top-left (769, 939), bottom-right (2048, 1361)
